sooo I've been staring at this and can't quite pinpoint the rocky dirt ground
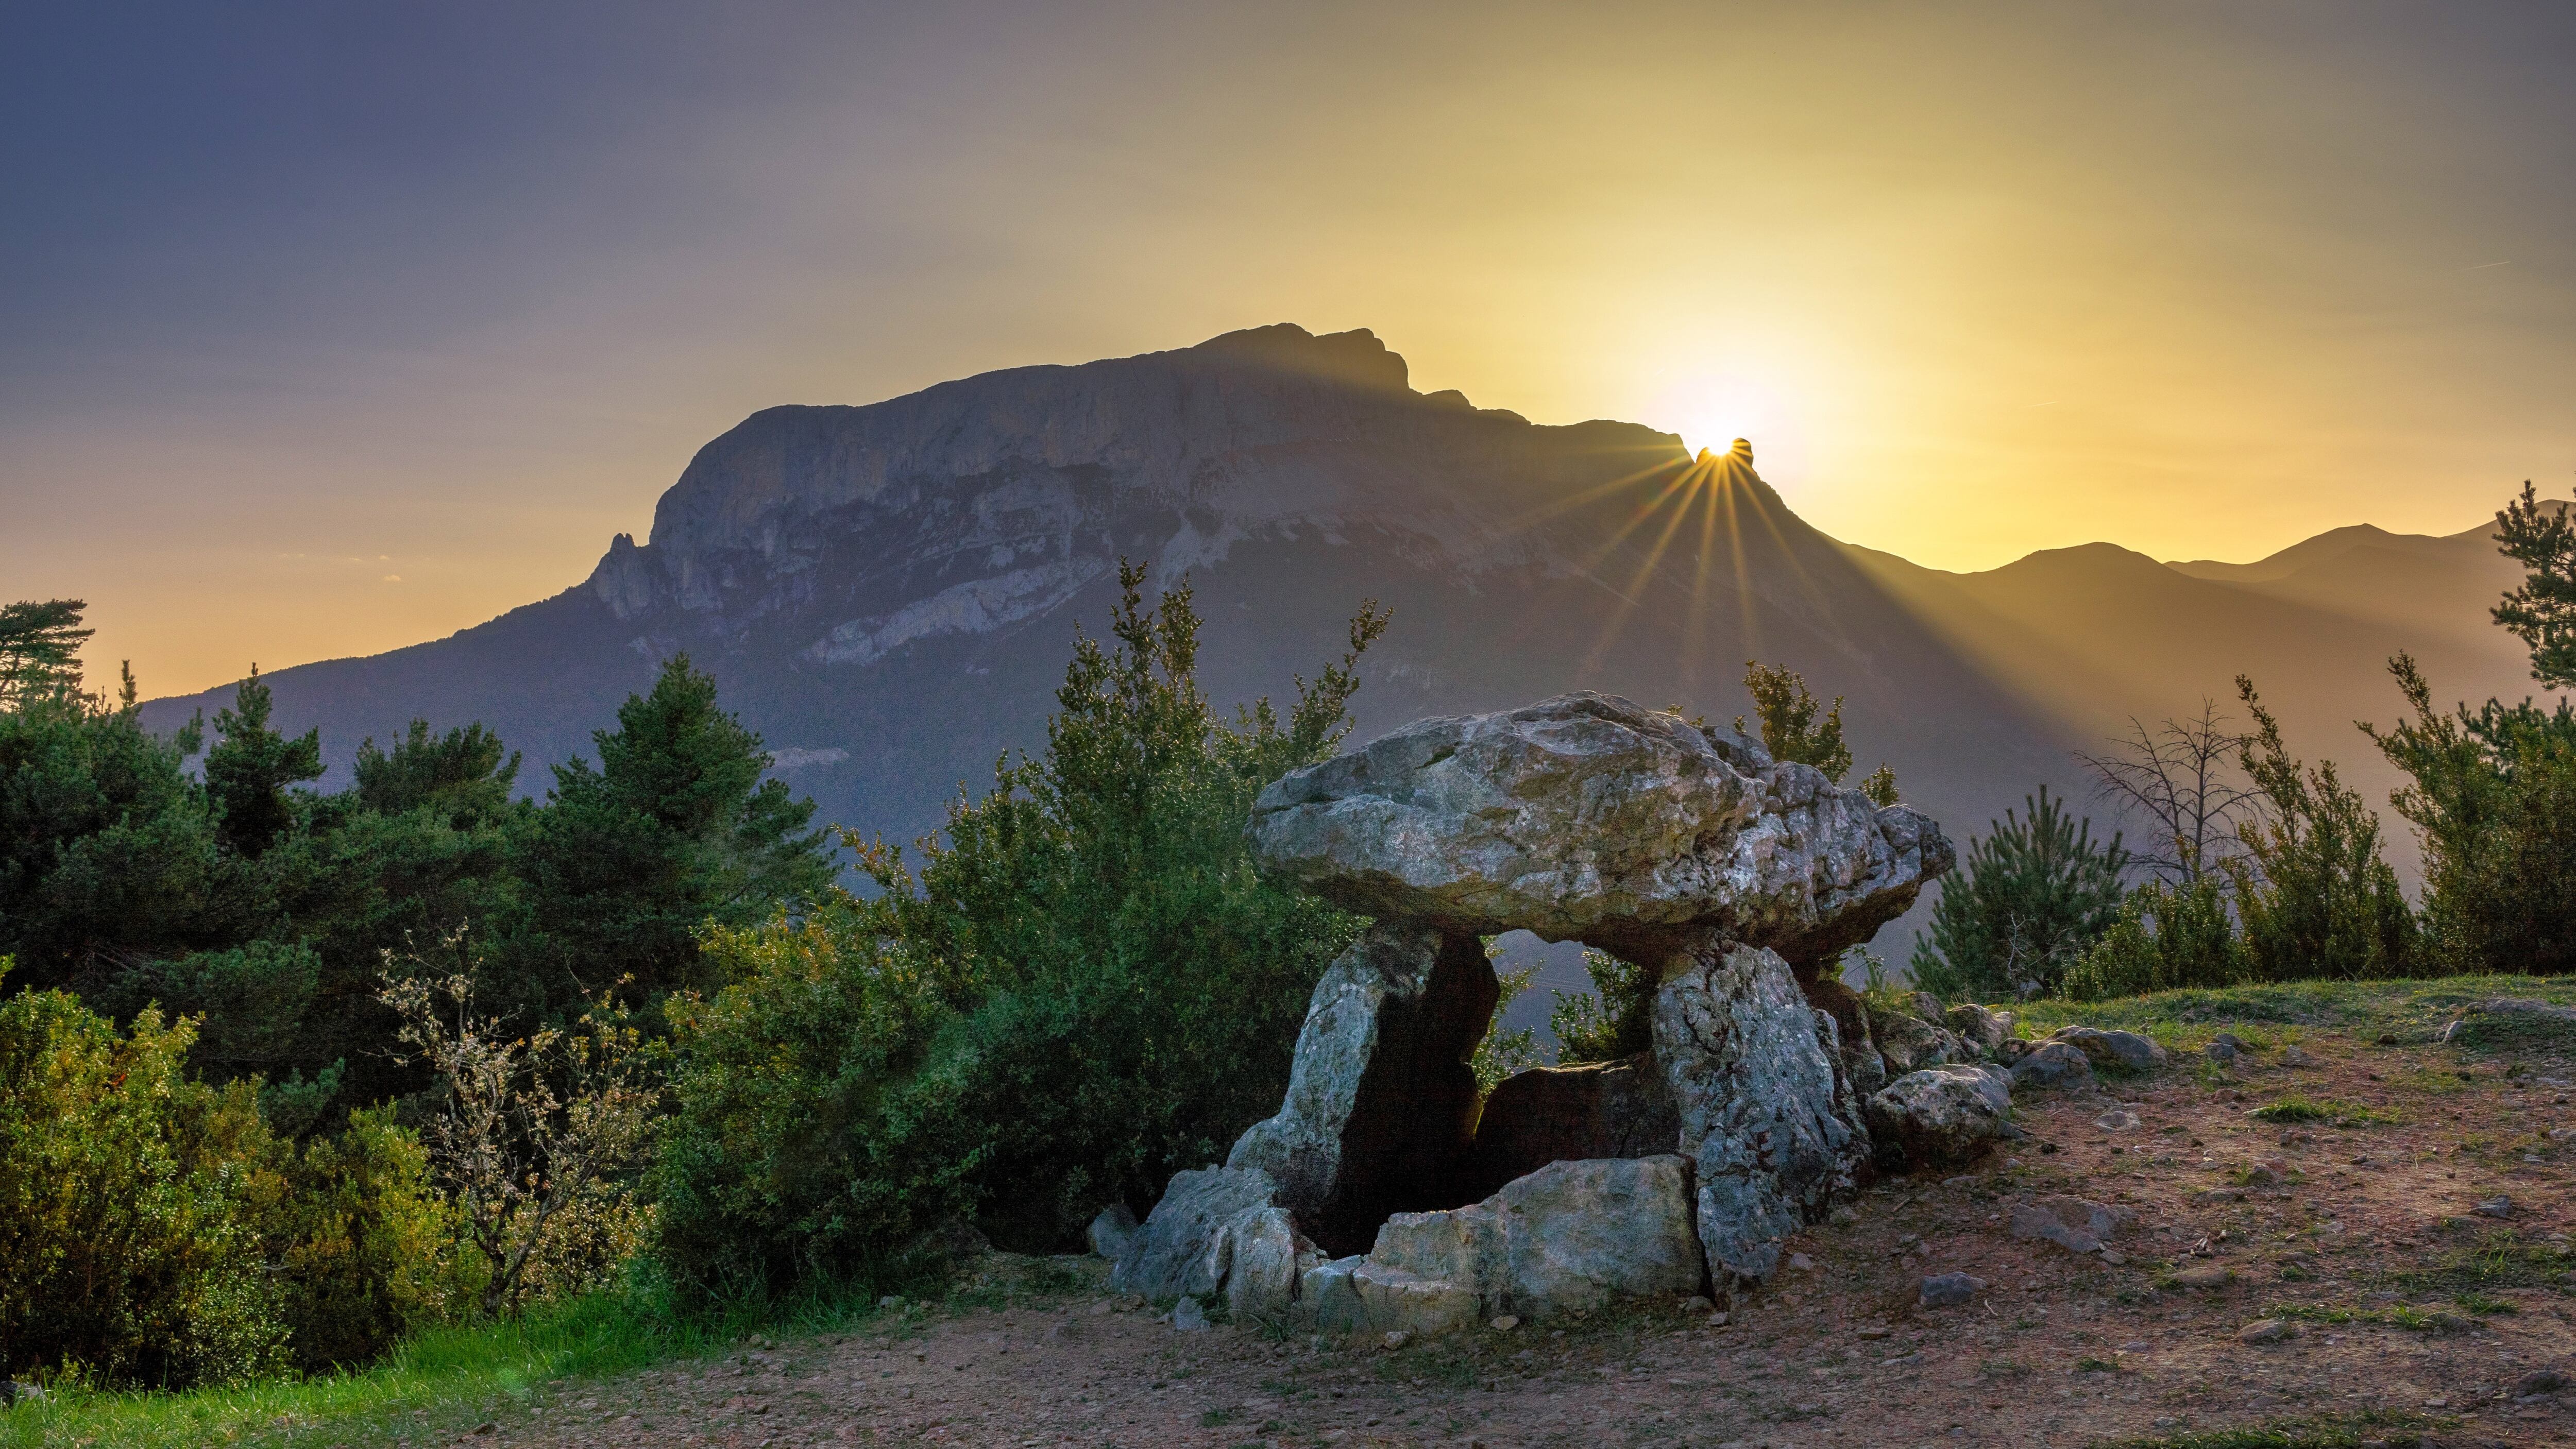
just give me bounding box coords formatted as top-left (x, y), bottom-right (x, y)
top-left (398, 1010), bottom-right (2576, 1449)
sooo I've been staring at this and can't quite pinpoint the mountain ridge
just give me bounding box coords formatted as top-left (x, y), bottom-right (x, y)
top-left (140, 325), bottom-right (2543, 928)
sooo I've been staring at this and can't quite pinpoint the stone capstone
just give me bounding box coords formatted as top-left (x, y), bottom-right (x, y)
top-left (1244, 692), bottom-right (1952, 964)
top-left (1654, 943), bottom-right (1870, 1283)
top-left (1227, 923), bottom-right (1498, 1256)
top-left (1862, 1065), bottom-right (2014, 1170)
top-left (1306, 1156), bottom-right (1704, 1336)
top-left (1459, 1053), bottom-right (1680, 1202)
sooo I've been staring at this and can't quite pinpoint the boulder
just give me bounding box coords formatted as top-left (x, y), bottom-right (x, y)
top-left (1227, 923), bottom-right (1498, 1255)
top-left (1870, 1007), bottom-right (1968, 1075)
top-left (1244, 692), bottom-right (1952, 965)
top-left (1943, 1003), bottom-right (2013, 1054)
top-left (1111, 1167), bottom-right (1312, 1305)
top-left (1087, 1203), bottom-right (1140, 1263)
top-left (2009, 1040), bottom-right (2096, 1090)
top-left (1460, 1053), bottom-right (1680, 1201)
top-left (2049, 1026), bottom-right (2167, 1072)
top-left (1654, 942), bottom-right (1869, 1283)
top-left (1919, 1271), bottom-right (1984, 1307)
top-left (1863, 1066), bottom-right (2014, 1169)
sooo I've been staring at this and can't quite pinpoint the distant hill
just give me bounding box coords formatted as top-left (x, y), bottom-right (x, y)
top-left (141, 325), bottom-right (2546, 988)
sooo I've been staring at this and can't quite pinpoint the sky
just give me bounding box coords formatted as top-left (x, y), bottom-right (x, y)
top-left (5, 2), bottom-right (2573, 695)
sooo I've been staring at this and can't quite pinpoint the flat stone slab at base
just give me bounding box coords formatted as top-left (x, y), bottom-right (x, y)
top-left (1304, 1156), bottom-right (1704, 1337)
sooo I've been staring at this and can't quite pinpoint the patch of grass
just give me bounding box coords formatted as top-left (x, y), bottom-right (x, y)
top-left (2074, 1356), bottom-right (2120, 1373)
top-left (1199, 1406), bottom-right (1241, 1426)
top-left (0, 1256), bottom-right (1050, 1449)
top-left (2453, 1291), bottom-right (2517, 1315)
top-left (2400, 1230), bottom-right (2574, 1295)
top-left (2266, 1301), bottom-right (2462, 1333)
top-left (2244, 1095), bottom-right (2393, 1128)
top-left (2092, 1408), bottom-right (2450, 1448)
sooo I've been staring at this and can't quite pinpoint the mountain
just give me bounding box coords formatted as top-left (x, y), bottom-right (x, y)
top-left (140, 324), bottom-right (2544, 966)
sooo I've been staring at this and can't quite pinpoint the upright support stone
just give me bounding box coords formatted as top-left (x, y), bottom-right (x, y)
top-left (1227, 923), bottom-right (1499, 1256)
top-left (1653, 940), bottom-right (1869, 1284)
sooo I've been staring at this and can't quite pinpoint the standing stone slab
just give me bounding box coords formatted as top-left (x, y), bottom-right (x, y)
top-left (1654, 942), bottom-right (1868, 1283)
top-left (1227, 923), bottom-right (1498, 1256)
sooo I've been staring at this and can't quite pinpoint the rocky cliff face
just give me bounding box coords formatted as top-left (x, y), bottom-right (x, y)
top-left (583, 323), bottom-right (1689, 659)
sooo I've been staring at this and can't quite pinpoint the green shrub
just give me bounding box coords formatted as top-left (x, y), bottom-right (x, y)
top-left (2062, 872), bottom-right (2246, 1000)
top-left (0, 974), bottom-right (285, 1388)
top-left (268, 1106), bottom-right (479, 1372)
top-left (1912, 787), bottom-right (2128, 1000)
top-left (652, 898), bottom-right (978, 1294)
top-left (653, 566), bottom-right (1383, 1292)
top-left (2228, 677), bottom-right (2417, 981)
top-left (2368, 654), bottom-right (2576, 976)
top-left (1549, 948), bottom-right (1657, 1065)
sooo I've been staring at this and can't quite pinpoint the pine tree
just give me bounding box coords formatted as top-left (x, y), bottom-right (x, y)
top-left (204, 667), bottom-right (324, 859)
top-left (1910, 786), bottom-right (2127, 1000)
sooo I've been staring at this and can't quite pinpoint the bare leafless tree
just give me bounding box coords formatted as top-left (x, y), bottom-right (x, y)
top-left (380, 939), bottom-right (656, 1319)
top-left (2075, 701), bottom-right (2259, 884)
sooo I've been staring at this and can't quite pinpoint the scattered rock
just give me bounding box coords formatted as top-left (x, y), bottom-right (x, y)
top-left (0, 1383), bottom-right (45, 1407)
top-left (1943, 1003), bottom-right (2013, 1054)
top-left (472, 1422), bottom-right (499, 1437)
top-left (2281, 1045), bottom-right (2318, 1067)
top-left (2517, 1368), bottom-right (2571, 1396)
top-left (1381, 1329), bottom-right (1412, 1351)
top-left (2473, 1196), bottom-right (2515, 1219)
top-left (1681, 1297), bottom-right (1715, 1316)
top-left (1919, 1272), bottom-right (1985, 1307)
top-left (2008, 1196), bottom-right (2129, 1255)
top-left (1171, 1297), bottom-right (1212, 1332)
top-left (1864, 1065), bottom-right (2015, 1168)
top-left (2094, 1107), bottom-right (2142, 1131)
top-left (2205, 1035), bottom-right (2242, 1064)
top-left (2050, 1026), bottom-right (2167, 1072)
top-left (1786, 1252), bottom-right (1816, 1271)
top-left (2236, 1319), bottom-right (2293, 1345)
top-left (1872, 1008), bottom-right (1970, 1075)
top-left (877, 1294), bottom-right (905, 1309)
top-left (2010, 1041), bottom-right (2096, 1091)
top-left (2170, 1264), bottom-right (2235, 1290)
top-left (1087, 1203), bottom-right (1140, 1263)
top-left (1489, 1315), bottom-right (1521, 1331)
top-left (2242, 1164), bottom-right (2281, 1187)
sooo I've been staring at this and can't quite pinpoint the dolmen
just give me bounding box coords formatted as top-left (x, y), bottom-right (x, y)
top-left (1104, 692), bottom-right (1983, 1335)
